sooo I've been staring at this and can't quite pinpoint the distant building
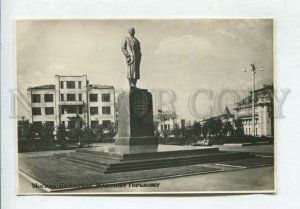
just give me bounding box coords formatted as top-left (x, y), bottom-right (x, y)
top-left (155, 110), bottom-right (177, 132)
top-left (27, 75), bottom-right (116, 130)
top-left (234, 84), bottom-right (274, 137)
top-left (200, 106), bottom-right (234, 125)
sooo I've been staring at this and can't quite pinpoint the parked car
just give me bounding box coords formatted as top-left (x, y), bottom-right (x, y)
top-left (167, 134), bottom-right (175, 139)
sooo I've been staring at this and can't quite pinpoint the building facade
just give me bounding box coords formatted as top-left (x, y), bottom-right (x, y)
top-left (27, 75), bottom-right (116, 130)
top-left (234, 84), bottom-right (274, 137)
top-left (154, 110), bottom-right (177, 133)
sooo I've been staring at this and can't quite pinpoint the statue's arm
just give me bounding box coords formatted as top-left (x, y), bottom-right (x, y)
top-left (121, 38), bottom-right (130, 57)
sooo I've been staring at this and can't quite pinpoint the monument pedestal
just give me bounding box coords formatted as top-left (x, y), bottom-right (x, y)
top-left (114, 87), bottom-right (158, 146)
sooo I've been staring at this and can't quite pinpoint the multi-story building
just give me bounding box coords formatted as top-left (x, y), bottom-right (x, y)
top-left (234, 84), bottom-right (274, 137)
top-left (27, 75), bottom-right (116, 130)
top-left (155, 110), bottom-right (177, 133)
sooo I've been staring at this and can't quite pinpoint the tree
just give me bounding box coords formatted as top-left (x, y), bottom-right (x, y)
top-left (222, 121), bottom-right (234, 136)
top-left (27, 123), bottom-right (36, 150)
top-left (233, 118), bottom-right (244, 136)
top-left (171, 124), bottom-right (181, 137)
top-left (39, 122), bottom-right (54, 141)
top-left (207, 118), bottom-right (223, 136)
top-left (56, 124), bottom-right (68, 148)
top-left (81, 126), bottom-right (95, 145)
top-left (93, 124), bottom-right (104, 142)
top-left (202, 121), bottom-right (209, 137)
top-left (192, 121), bottom-right (201, 137)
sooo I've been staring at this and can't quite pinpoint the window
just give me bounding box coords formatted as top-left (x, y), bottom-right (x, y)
top-left (67, 94), bottom-right (76, 101)
top-left (78, 94), bottom-right (82, 101)
top-left (66, 105), bottom-right (77, 114)
top-left (67, 81), bottom-right (75, 89)
top-left (102, 94), bottom-right (110, 102)
top-left (45, 107), bottom-right (54, 115)
top-left (60, 81), bottom-right (64, 89)
top-left (44, 94), bottom-right (53, 102)
top-left (102, 106), bottom-right (111, 115)
top-left (89, 94), bottom-right (98, 102)
top-left (90, 107), bottom-right (98, 115)
top-left (78, 81), bottom-right (82, 89)
top-left (102, 120), bottom-right (111, 128)
top-left (32, 107), bottom-right (41, 115)
top-left (91, 120), bottom-right (98, 129)
top-left (62, 121), bottom-right (65, 127)
top-left (32, 94), bottom-right (41, 103)
top-left (60, 94), bottom-right (64, 101)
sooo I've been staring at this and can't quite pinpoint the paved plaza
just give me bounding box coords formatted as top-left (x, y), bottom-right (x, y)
top-left (18, 144), bottom-right (274, 194)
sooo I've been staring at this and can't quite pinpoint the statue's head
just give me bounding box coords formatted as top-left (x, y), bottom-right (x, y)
top-left (128, 28), bottom-right (135, 36)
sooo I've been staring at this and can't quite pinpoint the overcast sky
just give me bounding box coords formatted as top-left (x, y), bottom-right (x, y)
top-left (16, 19), bottom-right (273, 121)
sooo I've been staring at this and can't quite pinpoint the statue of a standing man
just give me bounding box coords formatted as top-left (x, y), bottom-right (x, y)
top-left (121, 28), bottom-right (142, 87)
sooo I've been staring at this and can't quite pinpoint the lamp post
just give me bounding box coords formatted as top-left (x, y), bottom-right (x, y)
top-left (244, 63), bottom-right (263, 136)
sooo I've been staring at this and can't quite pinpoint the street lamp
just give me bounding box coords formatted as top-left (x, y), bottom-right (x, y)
top-left (244, 62), bottom-right (263, 136)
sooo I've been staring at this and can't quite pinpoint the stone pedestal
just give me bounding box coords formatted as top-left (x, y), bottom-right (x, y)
top-left (115, 87), bottom-right (158, 146)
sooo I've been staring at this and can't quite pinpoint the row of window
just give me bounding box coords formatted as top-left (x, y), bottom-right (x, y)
top-left (31, 93), bottom-right (111, 103)
top-left (242, 119), bottom-right (258, 125)
top-left (90, 106), bottom-right (111, 115)
top-left (32, 107), bottom-right (54, 115)
top-left (89, 94), bottom-right (110, 102)
top-left (245, 128), bottom-right (258, 135)
top-left (32, 106), bottom-right (111, 116)
top-left (32, 120), bottom-right (111, 129)
top-left (161, 124), bottom-right (171, 130)
top-left (60, 81), bottom-right (82, 89)
top-left (60, 94), bottom-right (81, 102)
top-left (32, 94), bottom-right (53, 103)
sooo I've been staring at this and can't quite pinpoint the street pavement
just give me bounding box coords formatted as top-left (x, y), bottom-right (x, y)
top-left (18, 144), bottom-right (274, 194)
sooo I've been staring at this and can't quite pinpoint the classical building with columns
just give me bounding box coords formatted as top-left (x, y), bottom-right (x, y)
top-left (234, 84), bottom-right (274, 137)
top-left (27, 75), bottom-right (116, 130)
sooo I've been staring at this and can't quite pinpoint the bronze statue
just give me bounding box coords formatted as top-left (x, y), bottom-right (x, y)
top-left (121, 28), bottom-right (142, 87)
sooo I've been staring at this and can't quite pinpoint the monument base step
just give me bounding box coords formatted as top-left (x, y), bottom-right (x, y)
top-left (114, 136), bottom-right (158, 146)
top-left (51, 145), bottom-right (257, 174)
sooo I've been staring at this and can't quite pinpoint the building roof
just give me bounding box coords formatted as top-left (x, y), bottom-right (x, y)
top-left (28, 84), bottom-right (55, 90)
top-left (235, 84), bottom-right (273, 108)
top-left (201, 106), bottom-right (233, 122)
top-left (250, 84), bottom-right (273, 94)
top-left (89, 84), bottom-right (114, 89)
top-left (223, 106), bottom-right (232, 116)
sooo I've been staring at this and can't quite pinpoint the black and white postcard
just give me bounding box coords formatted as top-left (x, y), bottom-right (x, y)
top-left (16, 19), bottom-right (275, 194)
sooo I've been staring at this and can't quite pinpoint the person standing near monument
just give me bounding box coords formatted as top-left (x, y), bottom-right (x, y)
top-left (121, 28), bottom-right (142, 87)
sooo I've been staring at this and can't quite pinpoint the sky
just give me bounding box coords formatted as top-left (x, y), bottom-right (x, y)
top-left (16, 19), bottom-right (273, 121)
